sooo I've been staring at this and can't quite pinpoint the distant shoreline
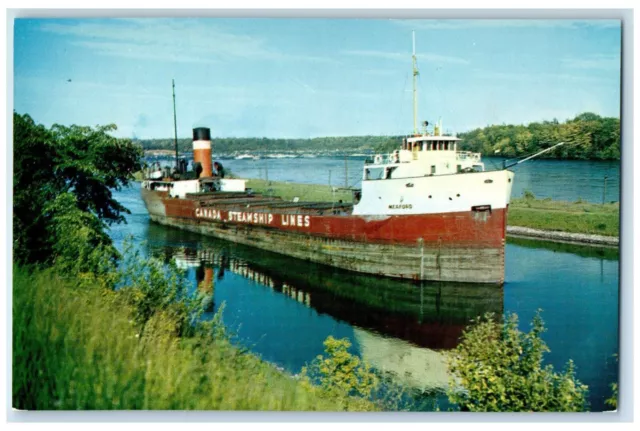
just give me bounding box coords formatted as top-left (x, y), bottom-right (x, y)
top-left (141, 148), bottom-right (622, 162)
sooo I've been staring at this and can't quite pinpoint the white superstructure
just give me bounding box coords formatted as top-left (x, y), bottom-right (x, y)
top-left (351, 32), bottom-right (514, 217)
top-left (352, 133), bottom-right (514, 216)
top-left (142, 178), bottom-right (246, 198)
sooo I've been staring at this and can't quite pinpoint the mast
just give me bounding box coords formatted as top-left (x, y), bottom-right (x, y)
top-left (412, 31), bottom-right (419, 135)
top-left (172, 79), bottom-right (179, 168)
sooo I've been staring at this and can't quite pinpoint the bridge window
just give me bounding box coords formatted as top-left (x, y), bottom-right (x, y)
top-left (431, 165), bottom-right (436, 175)
top-left (365, 167), bottom-right (385, 180)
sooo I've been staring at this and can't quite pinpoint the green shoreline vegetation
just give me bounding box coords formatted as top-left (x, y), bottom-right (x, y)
top-left (13, 112), bottom-right (617, 411)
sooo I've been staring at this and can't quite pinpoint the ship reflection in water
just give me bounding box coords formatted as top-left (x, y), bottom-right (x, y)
top-left (145, 224), bottom-right (503, 393)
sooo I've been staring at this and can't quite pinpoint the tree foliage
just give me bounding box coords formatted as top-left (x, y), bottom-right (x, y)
top-left (447, 311), bottom-right (589, 412)
top-left (458, 113), bottom-right (620, 160)
top-left (13, 112), bottom-right (143, 266)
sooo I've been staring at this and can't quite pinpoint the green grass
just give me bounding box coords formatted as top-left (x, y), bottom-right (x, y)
top-left (508, 197), bottom-right (619, 237)
top-left (12, 266), bottom-right (376, 411)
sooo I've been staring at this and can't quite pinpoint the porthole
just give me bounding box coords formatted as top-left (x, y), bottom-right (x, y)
top-left (428, 195), bottom-right (432, 198)
top-left (456, 194), bottom-right (460, 197)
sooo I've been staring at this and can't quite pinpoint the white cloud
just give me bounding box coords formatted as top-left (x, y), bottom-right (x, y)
top-left (392, 19), bottom-right (621, 31)
top-left (342, 49), bottom-right (469, 65)
top-left (38, 19), bottom-right (334, 64)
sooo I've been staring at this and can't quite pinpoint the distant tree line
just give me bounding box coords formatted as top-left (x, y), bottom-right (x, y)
top-left (136, 135), bottom-right (399, 154)
top-left (135, 112), bottom-right (620, 160)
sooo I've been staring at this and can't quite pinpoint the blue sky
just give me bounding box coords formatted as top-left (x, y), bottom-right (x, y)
top-left (13, 18), bottom-right (621, 139)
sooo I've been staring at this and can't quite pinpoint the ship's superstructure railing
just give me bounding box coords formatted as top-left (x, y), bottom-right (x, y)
top-left (365, 153), bottom-right (401, 166)
top-left (364, 150), bottom-right (482, 166)
top-left (455, 151), bottom-right (482, 163)
top-left (362, 136), bottom-right (486, 180)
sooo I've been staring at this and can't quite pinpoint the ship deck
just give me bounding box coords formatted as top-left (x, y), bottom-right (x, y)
top-left (185, 191), bottom-right (354, 215)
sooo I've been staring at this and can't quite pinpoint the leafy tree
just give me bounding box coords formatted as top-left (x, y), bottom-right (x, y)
top-left (447, 310), bottom-right (589, 412)
top-left (13, 113), bottom-right (58, 264)
top-left (13, 112), bottom-right (142, 266)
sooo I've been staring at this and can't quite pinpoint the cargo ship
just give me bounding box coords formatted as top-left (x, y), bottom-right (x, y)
top-left (141, 35), bottom-right (517, 284)
top-left (141, 122), bottom-right (517, 283)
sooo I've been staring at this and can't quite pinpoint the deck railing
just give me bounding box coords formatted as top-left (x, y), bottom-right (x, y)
top-left (456, 151), bottom-right (482, 162)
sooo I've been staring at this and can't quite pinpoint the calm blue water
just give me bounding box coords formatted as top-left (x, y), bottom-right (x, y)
top-left (149, 154), bottom-right (620, 204)
top-left (111, 157), bottom-right (620, 411)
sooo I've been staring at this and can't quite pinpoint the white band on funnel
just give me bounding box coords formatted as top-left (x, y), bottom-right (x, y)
top-left (193, 141), bottom-right (211, 150)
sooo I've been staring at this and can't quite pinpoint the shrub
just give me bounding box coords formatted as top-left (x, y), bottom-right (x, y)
top-left (301, 336), bottom-right (378, 400)
top-left (116, 240), bottom-right (206, 336)
top-left (523, 190), bottom-right (536, 200)
top-left (447, 311), bottom-right (589, 412)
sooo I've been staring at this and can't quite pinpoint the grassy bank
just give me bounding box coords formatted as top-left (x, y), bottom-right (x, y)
top-left (246, 179), bottom-right (619, 237)
top-left (12, 266), bottom-right (375, 411)
top-left (508, 196), bottom-right (619, 237)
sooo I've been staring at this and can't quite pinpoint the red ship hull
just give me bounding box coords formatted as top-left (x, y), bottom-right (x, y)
top-left (142, 187), bottom-right (508, 284)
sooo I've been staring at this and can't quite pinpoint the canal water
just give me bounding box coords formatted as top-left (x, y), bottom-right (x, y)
top-left (150, 154), bottom-right (621, 204)
top-left (112, 158), bottom-right (620, 411)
